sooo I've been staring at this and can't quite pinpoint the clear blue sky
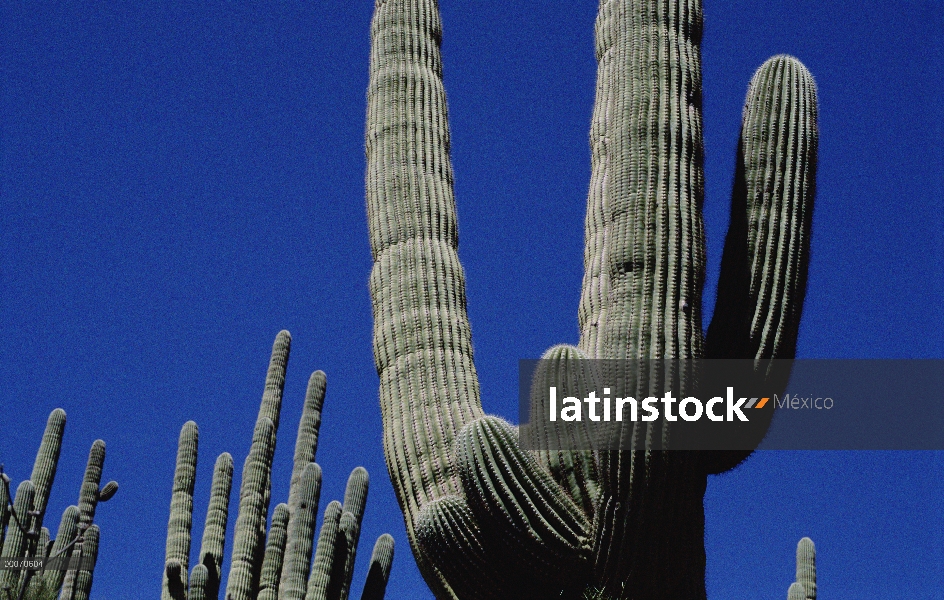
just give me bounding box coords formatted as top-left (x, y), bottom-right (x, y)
top-left (1, 1), bottom-right (942, 598)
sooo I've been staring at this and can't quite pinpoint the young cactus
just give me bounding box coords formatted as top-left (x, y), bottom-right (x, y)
top-left (365, 1), bottom-right (817, 598)
top-left (0, 410), bottom-right (117, 600)
top-left (162, 332), bottom-right (394, 600)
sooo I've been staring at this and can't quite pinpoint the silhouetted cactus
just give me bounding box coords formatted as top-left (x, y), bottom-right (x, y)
top-left (365, 1), bottom-right (818, 598)
top-left (161, 331), bottom-right (393, 599)
top-left (0, 410), bottom-right (116, 600)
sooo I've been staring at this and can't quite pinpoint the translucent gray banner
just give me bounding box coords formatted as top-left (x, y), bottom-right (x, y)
top-left (517, 360), bottom-right (944, 450)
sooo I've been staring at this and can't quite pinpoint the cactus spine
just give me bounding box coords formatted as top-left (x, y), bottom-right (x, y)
top-left (365, 1), bottom-right (818, 598)
top-left (162, 332), bottom-right (393, 599)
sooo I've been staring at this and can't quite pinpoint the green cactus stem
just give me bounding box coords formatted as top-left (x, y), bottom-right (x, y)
top-left (365, 1), bottom-right (818, 598)
top-left (794, 537), bottom-right (816, 600)
top-left (279, 463), bottom-right (322, 600)
top-left (0, 481), bottom-right (35, 591)
top-left (162, 332), bottom-right (393, 600)
top-left (257, 503), bottom-right (290, 600)
top-left (163, 421), bottom-right (198, 600)
top-left (199, 451), bottom-right (234, 599)
top-left (359, 534), bottom-right (394, 600)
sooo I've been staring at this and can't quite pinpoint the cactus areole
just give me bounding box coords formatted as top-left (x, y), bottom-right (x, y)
top-left (365, 1), bottom-right (817, 598)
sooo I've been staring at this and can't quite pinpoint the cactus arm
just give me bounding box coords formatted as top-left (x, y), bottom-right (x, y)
top-left (279, 463), bottom-right (323, 600)
top-left (358, 534), bottom-right (394, 600)
top-left (39, 505), bottom-right (78, 591)
top-left (188, 564), bottom-right (209, 600)
top-left (0, 481), bottom-right (35, 592)
top-left (527, 345), bottom-right (601, 515)
top-left (226, 417), bottom-right (276, 600)
top-left (258, 330), bottom-right (292, 433)
top-left (795, 537), bottom-right (816, 600)
top-left (456, 416), bottom-right (592, 596)
top-left (706, 55), bottom-right (818, 362)
top-left (69, 523), bottom-right (99, 600)
top-left (27, 409), bottom-right (66, 543)
top-left (306, 500), bottom-right (341, 600)
top-left (291, 371), bottom-right (326, 494)
top-left (335, 467), bottom-right (368, 600)
top-left (198, 451), bottom-right (233, 599)
top-left (366, 0), bottom-right (484, 522)
top-left (702, 55), bottom-right (818, 474)
top-left (257, 503), bottom-right (290, 600)
top-left (787, 582), bottom-right (806, 600)
top-left (73, 440), bottom-right (106, 531)
top-left (163, 422), bottom-right (198, 600)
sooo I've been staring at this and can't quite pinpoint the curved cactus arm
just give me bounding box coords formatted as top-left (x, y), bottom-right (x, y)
top-left (198, 451), bottom-right (233, 599)
top-left (795, 537), bottom-right (816, 600)
top-left (702, 55), bottom-right (818, 474)
top-left (413, 496), bottom-right (511, 600)
top-left (188, 564), bottom-right (209, 600)
top-left (527, 345), bottom-right (602, 515)
top-left (707, 55), bottom-right (818, 363)
top-left (257, 503), bottom-right (290, 600)
top-left (279, 463), bottom-right (323, 600)
top-left (163, 422), bottom-right (198, 600)
top-left (27, 409), bottom-right (66, 545)
top-left (0, 481), bottom-right (35, 592)
top-left (358, 534), bottom-right (394, 600)
top-left (70, 523), bottom-right (99, 600)
top-left (226, 417), bottom-right (277, 600)
top-left (366, 0), bottom-right (484, 525)
top-left (456, 416), bottom-right (592, 596)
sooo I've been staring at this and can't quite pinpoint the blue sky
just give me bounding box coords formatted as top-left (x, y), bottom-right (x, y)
top-left (1, 1), bottom-right (942, 599)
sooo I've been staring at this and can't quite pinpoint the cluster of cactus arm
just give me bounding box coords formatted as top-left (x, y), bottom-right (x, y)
top-left (364, 0), bottom-right (817, 598)
top-left (0, 410), bottom-right (118, 600)
top-left (161, 331), bottom-right (394, 600)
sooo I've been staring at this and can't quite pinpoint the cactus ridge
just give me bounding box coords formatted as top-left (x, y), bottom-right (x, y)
top-left (365, 0), bottom-right (818, 597)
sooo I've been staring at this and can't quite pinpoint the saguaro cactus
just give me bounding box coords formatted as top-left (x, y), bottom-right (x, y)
top-left (365, 1), bottom-right (817, 599)
top-left (161, 332), bottom-right (393, 600)
top-left (0, 410), bottom-right (117, 600)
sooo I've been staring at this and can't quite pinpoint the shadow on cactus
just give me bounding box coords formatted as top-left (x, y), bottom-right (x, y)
top-left (364, 1), bottom-right (817, 598)
top-left (0, 411), bottom-right (118, 600)
top-left (161, 331), bottom-right (394, 600)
